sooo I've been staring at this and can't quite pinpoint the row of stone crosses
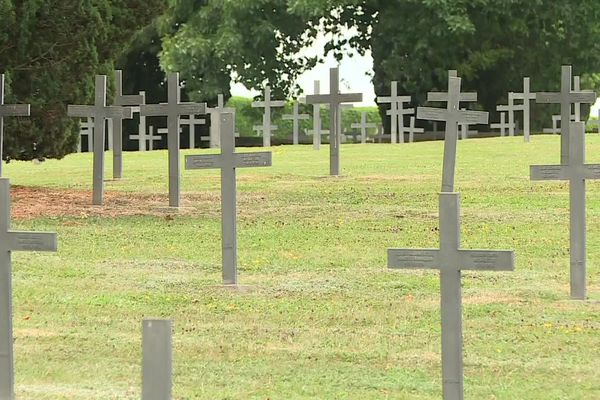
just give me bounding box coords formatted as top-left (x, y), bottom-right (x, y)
top-left (0, 65), bottom-right (597, 399)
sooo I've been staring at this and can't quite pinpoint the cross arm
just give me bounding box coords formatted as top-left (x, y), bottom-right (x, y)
top-left (388, 249), bottom-right (439, 269)
top-left (535, 92), bottom-right (560, 104)
top-left (530, 165), bottom-right (568, 181)
top-left (116, 94), bottom-right (145, 107)
top-left (458, 110), bottom-right (489, 125)
top-left (427, 92), bottom-right (477, 103)
top-left (416, 107), bottom-right (447, 122)
top-left (185, 154), bottom-right (223, 170)
top-left (8, 231), bottom-right (57, 252)
top-left (233, 152), bottom-right (272, 168)
top-left (67, 105), bottom-right (94, 118)
top-left (305, 94), bottom-right (331, 105)
top-left (457, 250), bottom-right (514, 271)
top-left (106, 106), bottom-right (133, 120)
top-left (0, 104), bottom-right (30, 117)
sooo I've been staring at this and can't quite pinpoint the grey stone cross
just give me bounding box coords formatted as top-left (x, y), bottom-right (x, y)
top-left (531, 121), bottom-right (600, 299)
top-left (388, 192), bottom-right (514, 400)
top-left (252, 86), bottom-right (285, 147)
top-left (206, 94), bottom-right (236, 149)
top-left (282, 101), bottom-right (310, 145)
top-left (179, 114), bottom-right (206, 149)
top-left (511, 77), bottom-right (536, 142)
top-left (140, 73), bottom-right (206, 207)
top-left (497, 94), bottom-right (524, 137)
top-left (308, 81), bottom-right (329, 150)
top-left (112, 70), bottom-right (143, 179)
top-left (417, 77), bottom-right (489, 192)
top-left (253, 114), bottom-right (278, 139)
top-left (491, 111), bottom-right (511, 137)
top-left (377, 81), bottom-right (412, 144)
top-left (306, 68), bottom-right (362, 175)
top-left (142, 319), bottom-right (172, 400)
top-left (406, 116), bottom-right (424, 143)
top-left (0, 74), bottom-right (30, 177)
top-left (536, 65), bottom-right (597, 164)
top-left (0, 178), bottom-right (57, 399)
top-left (350, 111), bottom-right (376, 144)
top-left (77, 117), bottom-right (94, 152)
top-left (185, 113), bottom-right (272, 285)
top-left (68, 75), bottom-right (133, 205)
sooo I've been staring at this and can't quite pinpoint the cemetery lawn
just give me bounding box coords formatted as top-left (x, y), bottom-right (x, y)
top-left (6, 135), bottom-right (600, 399)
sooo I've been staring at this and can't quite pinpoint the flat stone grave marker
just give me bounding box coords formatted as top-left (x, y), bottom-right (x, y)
top-left (78, 117), bottom-right (94, 152)
top-left (140, 73), bottom-right (206, 207)
top-left (282, 101), bottom-right (310, 145)
top-left (377, 81), bottom-right (412, 144)
top-left (351, 111), bottom-right (376, 144)
top-left (179, 114), bottom-right (206, 149)
top-left (306, 67), bottom-right (362, 175)
top-left (0, 74), bottom-right (30, 177)
top-left (531, 121), bottom-right (600, 299)
top-left (252, 86), bottom-right (285, 147)
top-left (68, 75), bottom-right (133, 205)
top-left (511, 77), bottom-right (536, 142)
top-left (112, 70), bottom-right (143, 179)
top-left (407, 116), bottom-right (424, 143)
top-left (0, 178), bottom-right (57, 399)
top-left (142, 319), bottom-right (172, 400)
top-left (186, 113), bottom-right (272, 284)
top-left (390, 76), bottom-right (511, 400)
top-left (537, 65), bottom-right (597, 164)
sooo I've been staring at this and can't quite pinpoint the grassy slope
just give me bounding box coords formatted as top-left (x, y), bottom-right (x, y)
top-left (5, 135), bottom-right (600, 399)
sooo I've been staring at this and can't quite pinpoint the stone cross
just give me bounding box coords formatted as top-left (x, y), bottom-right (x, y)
top-left (185, 113), bottom-right (272, 284)
top-left (536, 65), bottom-right (597, 164)
top-left (147, 127), bottom-right (162, 151)
top-left (77, 117), bottom-right (94, 152)
top-left (351, 111), bottom-right (376, 144)
top-left (306, 67), bottom-right (362, 176)
top-left (406, 116), bottom-right (424, 143)
top-left (252, 86), bottom-right (285, 147)
top-left (308, 81), bottom-right (329, 150)
top-left (0, 74), bottom-right (30, 177)
top-left (306, 127), bottom-right (330, 150)
top-left (128, 93), bottom-right (149, 151)
top-left (206, 94), bottom-right (236, 149)
top-left (573, 76), bottom-right (581, 122)
top-left (511, 77), bottom-right (536, 142)
top-left (68, 75), bottom-right (133, 205)
top-left (282, 101), bottom-right (310, 145)
top-left (0, 178), bottom-right (57, 399)
top-left (337, 103), bottom-right (354, 142)
top-left (427, 70), bottom-right (477, 103)
top-left (140, 73), bottom-right (206, 207)
top-left (491, 112), bottom-right (511, 137)
top-left (112, 70), bottom-right (143, 179)
top-left (377, 81), bottom-right (412, 144)
top-left (393, 76), bottom-right (512, 400)
top-left (179, 114), bottom-right (206, 149)
top-left (531, 121), bottom-right (600, 299)
top-left (496, 95), bottom-right (523, 137)
top-left (142, 319), bottom-right (172, 400)
top-left (418, 77), bottom-right (488, 192)
top-left (253, 114), bottom-right (278, 140)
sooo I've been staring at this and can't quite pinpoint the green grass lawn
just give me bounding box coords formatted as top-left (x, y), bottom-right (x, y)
top-left (4, 135), bottom-right (600, 399)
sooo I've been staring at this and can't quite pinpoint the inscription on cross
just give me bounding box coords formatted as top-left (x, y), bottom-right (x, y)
top-left (140, 73), bottom-right (206, 207)
top-left (306, 68), bottom-right (362, 176)
top-left (0, 74), bottom-right (30, 177)
top-left (536, 65), bottom-right (597, 164)
top-left (0, 178), bottom-right (57, 399)
top-left (531, 122), bottom-right (600, 299)
top-left (252, 86), bottom-right (285, 147)
top-left (68, 75), bottom-right (133, 205)
top-left (185, 113), bottom-right (272, 285)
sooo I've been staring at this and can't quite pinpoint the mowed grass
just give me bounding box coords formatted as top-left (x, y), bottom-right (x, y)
top-left (4, 134), bottom-right (600, 399)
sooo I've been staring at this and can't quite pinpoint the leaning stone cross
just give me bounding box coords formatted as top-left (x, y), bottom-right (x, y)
top-left (388, 75), bottom-right (513, 400)
top-left (305, 67), bottom-right (362, 176)
top-left (68, 75), bottom-right (133, 205)
top-left (0, 178), bottom-right (57, 399)
top-left (140, 73), bottom-right (206, 207)
top-left (531, 121), bottom-right (600, 299)
top-left (0, 74), bottom-right (30, 177)
top-left (185, 113), bottom-right (272, 285)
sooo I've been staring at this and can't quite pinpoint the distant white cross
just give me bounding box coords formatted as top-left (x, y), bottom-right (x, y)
top-left (308, 81), bottom-right (329, 150)
top-left (179, 114), bottom-right (207, 149)
top-left (282, 101), bottom-right (310, 145)
top-left (252, 86), bottom-right (285, 147)
top-left (377, 81), bottom-right (412, 144)
top-left (491, 112), bottom-right (511, 137)
top-left (78, 117), bottom-right (94, 152)
top-left (496, 94), bottom-right (523, 137)
top-left (350, 111), bottom-right (376, 144)
top-left (0, 74), bottom-right (30, 176)
top-left (511, 77), bottom-right (536, 142)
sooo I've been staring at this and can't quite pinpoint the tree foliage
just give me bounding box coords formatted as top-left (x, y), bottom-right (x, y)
top-left (0, 0), bottom-right (165, 162)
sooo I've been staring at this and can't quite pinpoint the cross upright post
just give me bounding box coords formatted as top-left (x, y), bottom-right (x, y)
top-left (0, 178), bottom-right (57, 399)
top-left (68, 75), bottom-right (133, 205)
top-left (0, 74), bottom-right (30, 177)
top-left (78, 117), bottom-right (94, 152)
top-left (206, 94), bottom-right (236, 149)
top-left (536, 66), bottom-right (597, 164)
top-left (306, 68), bottom-right (362, 176)
top-left (185, 113), bottom-right (272, 285)
top-left (252, 86), bottom-right (285, 147)
top-left (308, 81), bottom-right (329, 150)
top-left (406, 116), bottom-right (424, 143)
top-left (112, 70), bottom-right (143, 179)
top-left (350, 111), bottom-right (376, 144)
top-left (282, 101), bottom-right (310, 145)
top-left (142, 319), bottom-right (172, 400)
top-left (140, 73), bottom-right (206, 207)
top-left (511, 77), bottom-right (536, 142)
top-left (531, 121), bottom-right (600, 299)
